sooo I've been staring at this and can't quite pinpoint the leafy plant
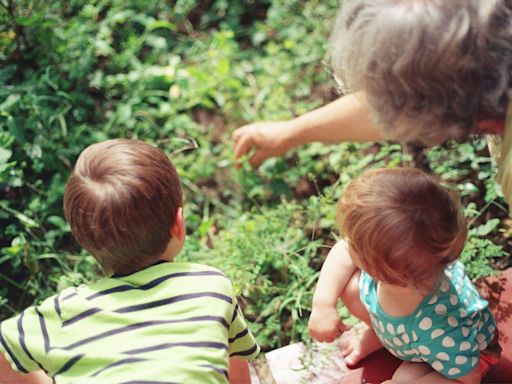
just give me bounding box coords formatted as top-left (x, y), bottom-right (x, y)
top-left (0, 0), bottom-right (508, 353)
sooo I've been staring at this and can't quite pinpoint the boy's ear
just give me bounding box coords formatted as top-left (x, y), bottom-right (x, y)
top-left (170, 207), bottom-right (185, 241)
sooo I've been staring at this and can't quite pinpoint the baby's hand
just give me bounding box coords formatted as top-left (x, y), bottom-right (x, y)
top-left (308, 305), bottom-right (347, 343)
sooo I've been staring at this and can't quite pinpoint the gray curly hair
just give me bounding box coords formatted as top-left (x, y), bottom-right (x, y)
top-left (331, 0), bottom-right (512, 144)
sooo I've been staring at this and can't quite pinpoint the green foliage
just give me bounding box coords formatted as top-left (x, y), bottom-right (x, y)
top-left (462, 202), bottom-right (506, 280)
top-left (461, 237), bottom-right (504, 280)
top-left (0, 0), bottom-right (508, 353)
top-left (181, 202), bottom-right (321, 349)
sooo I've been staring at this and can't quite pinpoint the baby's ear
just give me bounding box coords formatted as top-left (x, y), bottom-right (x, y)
top-left (169, 207), bottom-right (185, 241)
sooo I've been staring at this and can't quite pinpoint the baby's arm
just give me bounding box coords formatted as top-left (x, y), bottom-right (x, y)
top-left (0, 354), bottom-right (52, 384)
top-left (309, 240), bottom-right (357, 342)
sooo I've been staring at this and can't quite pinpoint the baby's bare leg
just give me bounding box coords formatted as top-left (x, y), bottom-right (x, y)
top-left (338, 269), bottom-right (383, 366)
top-left (391, 361), bottom-right (432, 383)
top-left (390, 361), bottom-right (482, 384)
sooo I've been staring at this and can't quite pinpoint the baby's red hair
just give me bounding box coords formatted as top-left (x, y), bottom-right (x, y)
top-left (337, 167), bottom-right (467, 286)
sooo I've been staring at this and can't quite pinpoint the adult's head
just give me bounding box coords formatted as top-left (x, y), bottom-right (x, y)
top-left (331, 0), bottom-right (512, 145)
top-left (64, 139), bottom-right (183, 275)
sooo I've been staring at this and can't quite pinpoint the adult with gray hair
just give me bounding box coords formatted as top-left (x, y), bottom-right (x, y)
top-left (232, 0), bottom-right (512, 203)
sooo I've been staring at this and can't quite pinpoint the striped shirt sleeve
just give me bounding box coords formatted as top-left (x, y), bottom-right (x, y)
top-left (0, 295), bottom-right (60, 374)
top-left (227, 299), bottom-right (259, 360)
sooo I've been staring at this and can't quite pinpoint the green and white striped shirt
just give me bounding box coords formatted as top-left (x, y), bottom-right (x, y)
top-left (0, 261), bottom-right (259, 383)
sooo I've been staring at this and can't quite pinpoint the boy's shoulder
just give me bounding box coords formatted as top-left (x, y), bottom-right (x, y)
top-left (172, 261), bottom-right (228, 276)
top-left (154, 261), bottom-right (230, 283)
top-left (0, 286), bottom-right (74, 327)
top-left (80, 261), bottom-right (234, 299)
top-left (168, 262), bottom-right (233, 292)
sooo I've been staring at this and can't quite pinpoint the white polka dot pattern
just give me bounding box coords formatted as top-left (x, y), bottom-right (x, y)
top-left (435, 304), bottom-right (447, 315)
top-left (460, 341), bottom-right (471, 351)
top-left (431, 329), bottom-right (444, 339)
top-left (418, 345), bottom-right (431, 355)
top-left (448, 316), bottom-right (458, 327)
top-left (358, 261), bottom-right (497, 379)
top-left (419, 317), bottom-right (432, 330)
top-left (436, 352), bottom-right (449, 361)
top-left (442, 336), bottom-right (455, 347)
top-left (432, 360), bottom-right (444, 371)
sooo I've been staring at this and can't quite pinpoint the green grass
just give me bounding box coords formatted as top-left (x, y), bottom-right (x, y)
top-left (0, 0), bottom-right (508, 350)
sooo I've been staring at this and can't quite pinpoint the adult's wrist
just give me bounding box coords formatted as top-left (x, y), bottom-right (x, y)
top-left (280, 116), bottom-right (315, 150)
top-left (274, 119), bottom-right (303, 152)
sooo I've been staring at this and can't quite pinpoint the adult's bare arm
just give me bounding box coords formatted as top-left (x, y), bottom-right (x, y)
top-left (232, 92), bottom-right (383, 168)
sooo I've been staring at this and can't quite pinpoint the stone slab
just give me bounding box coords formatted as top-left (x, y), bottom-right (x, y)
top-left (258, 340), bottom-right (400, 384)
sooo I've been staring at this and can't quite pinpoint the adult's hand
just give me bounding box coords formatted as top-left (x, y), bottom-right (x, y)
top-left (232, 93), bottom-right (381, 168)
top-left (232, 121), bottom-right (294, 168)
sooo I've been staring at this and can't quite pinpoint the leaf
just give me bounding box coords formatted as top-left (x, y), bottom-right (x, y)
top-left (0, 65), bottom-right (17, 83)
top-left (217, 58), bottom-right (230, 77)
top-left (14, 210), bottom-right (38, 228)
top-left (117, 104), bottom-right (132, 123)
top-left (145, 35), bottom-right (167, 49)
top-left (15, 14), bottom-right (43, 27)
top-left (47, 215), bottom-right (69, 231)
top-left (0, 147), bottom-right (12, 164)
top-left (270, 179), bottom-right (292, 199)
top-left (0, 94), bottom-right (21, 111)
top-left (147, 20), bottom-right (177, 31)
top-left (471, 219), bottom-right (500, 237)
top-left (95, 40), bottom-right (113, 57)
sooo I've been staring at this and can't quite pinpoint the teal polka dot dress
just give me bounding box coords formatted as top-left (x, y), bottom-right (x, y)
top-left (359, 261), bottom-right (497, 379)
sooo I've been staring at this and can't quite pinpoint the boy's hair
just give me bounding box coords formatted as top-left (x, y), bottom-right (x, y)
top-left (64, 139), bottom-right (183, 275)
top-left (330, 0), bottom-right (512, 145)
top-left (337, 168), bottom-right (467, 286)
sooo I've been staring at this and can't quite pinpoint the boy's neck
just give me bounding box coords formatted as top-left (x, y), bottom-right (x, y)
top-left (160, 252), bottom-right (175, 263)
top-left (160, 236), bottom-right (184, 262)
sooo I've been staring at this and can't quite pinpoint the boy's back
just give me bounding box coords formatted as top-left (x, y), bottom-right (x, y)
top-left (1, 261), bottom-right (258, 383)
top-left (0, 139), bottom-right (259, 383)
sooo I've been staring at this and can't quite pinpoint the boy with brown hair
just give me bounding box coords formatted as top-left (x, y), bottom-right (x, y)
top-left (0, 139), bottom-right (259, 384)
